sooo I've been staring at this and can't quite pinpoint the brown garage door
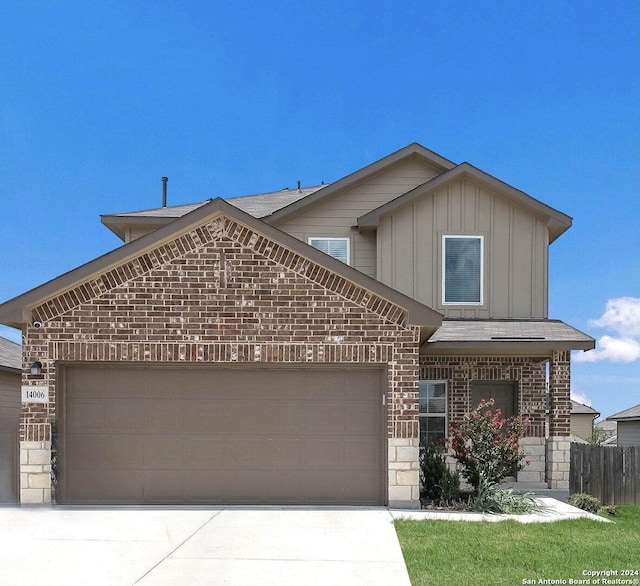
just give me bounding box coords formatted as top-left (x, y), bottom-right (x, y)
top-left (0, 371), bottom-right (20, 504)
top-left (57, 365), bottom-right (386, 505)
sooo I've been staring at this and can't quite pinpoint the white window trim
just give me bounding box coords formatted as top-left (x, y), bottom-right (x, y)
top-left (419, 380), bottom-right (448, 444)
top-left (308, 237), bottom-right (351, 265)
top-left (441, 234), bottom-right (484, 306)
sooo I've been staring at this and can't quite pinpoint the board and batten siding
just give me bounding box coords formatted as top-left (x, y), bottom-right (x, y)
top-left (275, 157), bottom-right (443, 278)
top-left (377, 177), bottom-right (549, 319)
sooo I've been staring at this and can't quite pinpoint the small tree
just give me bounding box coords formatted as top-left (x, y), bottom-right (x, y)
top-left (449, 399), bottom-right (529, 495)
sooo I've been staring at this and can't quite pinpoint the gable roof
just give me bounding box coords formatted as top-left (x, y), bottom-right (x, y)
top-left (0, 198), bottom-right (442, 337)
top-left (0, 335), bottom-right (21, 372)
top-left (606, 404), bottom-right (640, 422)
top-left (101, 185), bottom-right (328, 241)
top-left (358, 162), bottom-right (573, 243)
top-left (263, 143), bottom-right (456, 225)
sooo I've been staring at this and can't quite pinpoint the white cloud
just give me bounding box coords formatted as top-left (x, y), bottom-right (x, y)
top-left (570, 391), bottom-right (592, 406)
top-left (590, 297), bottom-right (640, 337)
top-left (575, 297), bottom-right (640, 363)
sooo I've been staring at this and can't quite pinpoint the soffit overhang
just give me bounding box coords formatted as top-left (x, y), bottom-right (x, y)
top-left (0, 198), bottom-right (442, 335)
top-left (358, 163), bottom-right (573, 243)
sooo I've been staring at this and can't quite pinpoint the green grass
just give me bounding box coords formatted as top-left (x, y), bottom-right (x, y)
top-left (395, 505), bottom-right (639, 586)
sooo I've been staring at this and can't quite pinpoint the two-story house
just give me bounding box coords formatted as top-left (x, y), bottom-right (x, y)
top-left (0, 143), bottom-right (594, 507)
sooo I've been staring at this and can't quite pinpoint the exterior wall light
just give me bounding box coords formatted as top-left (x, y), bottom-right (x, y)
top-left (30, 361), bottom-right (43, 375)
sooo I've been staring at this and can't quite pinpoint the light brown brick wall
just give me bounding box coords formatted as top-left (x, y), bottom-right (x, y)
top-left (20, 215), bottom-right (420, 446)
top-left (419, 355), bottom-right (547, 438)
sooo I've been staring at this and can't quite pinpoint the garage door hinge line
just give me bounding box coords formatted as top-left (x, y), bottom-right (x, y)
top-left (133, 510), bottom-right (224, 584)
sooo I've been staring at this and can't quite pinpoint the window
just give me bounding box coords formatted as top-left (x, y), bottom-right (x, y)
top-left (308, 237), bottom-right (350, 264)
top-left (442, 235), bottom-right (483, 304)
top-left (419, 381), bottom-right (447, 446)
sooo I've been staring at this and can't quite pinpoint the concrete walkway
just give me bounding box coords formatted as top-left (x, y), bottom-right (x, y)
top-left (0, 507), bottom-right (411, 586)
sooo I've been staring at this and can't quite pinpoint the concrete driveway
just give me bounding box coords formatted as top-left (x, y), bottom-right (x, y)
top-left (0, 507), bottom-right (411, 585)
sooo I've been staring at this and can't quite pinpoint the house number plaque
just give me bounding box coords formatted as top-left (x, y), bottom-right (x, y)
top-left (21, 386), bottom-right (49, 404)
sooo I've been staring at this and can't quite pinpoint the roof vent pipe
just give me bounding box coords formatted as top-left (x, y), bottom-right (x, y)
top-left (297, 180), bottom-right (301, 193)
top-left (161, 177), bottom-right (168, 207)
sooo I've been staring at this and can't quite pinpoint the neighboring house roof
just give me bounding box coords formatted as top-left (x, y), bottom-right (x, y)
top-left (422, 319), bottom-right (595, 355)
top-left (0, 198), bottom-right (442, 338)
top-left (101, 185), bottom-right (327, 241)
top-left (357, 162), bottom-right (573, 243)
top-left (606, 404), bottom-right (640, 422)
top-left (595, 419), bottom-right (617, 433)
top-left (0, 335), bottom-right (21, 372)
top-left (571, 400), bottom-right (600, 417)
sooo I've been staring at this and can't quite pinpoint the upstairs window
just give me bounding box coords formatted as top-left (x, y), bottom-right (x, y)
top-left (308, 237), bottom-right (350, 264)
top-left (443, 235), bottom-right (483, 304)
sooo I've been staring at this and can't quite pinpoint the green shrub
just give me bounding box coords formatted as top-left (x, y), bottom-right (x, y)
top-left (568, 493), bottom-right (601, 513)
top-left (597, 504), bottom-right (618, 516)
top-left (419, 442), bottom-right (460, 504)
top-left (449, 399), bottom-right (529, 495)
top-left (469, 476), bottom-right (537, 514)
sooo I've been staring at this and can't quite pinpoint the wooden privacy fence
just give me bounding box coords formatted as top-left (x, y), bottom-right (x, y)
top-left (570, 444), bottom-right (639, 504)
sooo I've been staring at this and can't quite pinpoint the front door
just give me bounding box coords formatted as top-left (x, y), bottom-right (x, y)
top-left (471, 381), bottom-right (517, 419)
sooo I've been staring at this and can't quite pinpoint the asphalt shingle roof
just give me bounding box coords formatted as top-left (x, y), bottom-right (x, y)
top-left (0, 335), bottom-right (21, 370)
top-left (107, 185), bottom-right (328, 221)
top-left (428, 319), bottom-right (594, 344)
top-left (606, 404), bottom-right (640, 421)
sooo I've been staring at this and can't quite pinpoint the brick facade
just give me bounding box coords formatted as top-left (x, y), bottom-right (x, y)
top-left (420, 355), bottom-right (549, 484)
top-left (20, 214), bottom-right (421, 504)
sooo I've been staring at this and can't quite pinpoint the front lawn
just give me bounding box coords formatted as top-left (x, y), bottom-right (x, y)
top-left (395, 505), bottom-right (639, 586)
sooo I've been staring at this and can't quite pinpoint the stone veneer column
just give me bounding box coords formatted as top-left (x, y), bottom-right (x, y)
top-left (20, 441), bottom-right (52, 504)
top-left (388, 438), bottom-right (420, 508)
top-left (547, 350), bottom-right (571, 489)
top-left (517, 437), bottom-right (546, 483)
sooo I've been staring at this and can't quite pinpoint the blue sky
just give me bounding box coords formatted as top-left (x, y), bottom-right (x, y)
top-left (1, 1), bottom-right (637, 419)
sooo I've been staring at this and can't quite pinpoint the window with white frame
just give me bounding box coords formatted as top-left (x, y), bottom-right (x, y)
top-left (308, 237), bottom-right (350, 264)
top-left (442, 235), bottom-right (483, 304)
top-left (419, 381), bottom-right (447, 446)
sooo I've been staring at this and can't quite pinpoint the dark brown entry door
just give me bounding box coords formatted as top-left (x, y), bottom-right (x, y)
top-left (58, 365), bottom-right (386, 505)
top-left (471, 381), bottom-right (517, 419)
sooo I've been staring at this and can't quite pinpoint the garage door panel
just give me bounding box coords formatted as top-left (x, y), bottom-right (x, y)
top-left (224, 437), bottom-right (265, 467)
top-left (306, 403), bottom-right (346, 433)
top-left (68, 401), bottom-right (105, 432)
top-left (345, 438), bottom-right (382, 468)
top-left (262, 438), bottom-right (301, 467)
top-left (144, 436), bottom-right (185, 469)
top-left (184, 438), bottom-right (224, 468)
top-left (105, 400), bottom-right (146, 432)
top-left (66, 434), bottom-right (106, 468)
top-left (105, 436), bottom-right (145, 468)
top-left (144, 470), bottom-right (184, 502)
top-left (183, 401), bottom-right (228, 433)
top-left (305, 439), bottom-right (344, 468)
top-left (60, 365), bottom-right (386, 505)
top-left (349, 401), bottom-right (382, 434)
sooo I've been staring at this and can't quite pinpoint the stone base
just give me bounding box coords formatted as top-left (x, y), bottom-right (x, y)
top-left (388, 438), bottom-right (419, 506)
top-left (546, 436), bottom-right (571, 489)
top-left (517, 437), bottom-right (546, 483)
top-left (20, 441), bottom-right (52, 504)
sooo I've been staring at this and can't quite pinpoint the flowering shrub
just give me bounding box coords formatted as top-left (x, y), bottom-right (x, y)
top-left (449, 399), bottom-right (529, 495)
